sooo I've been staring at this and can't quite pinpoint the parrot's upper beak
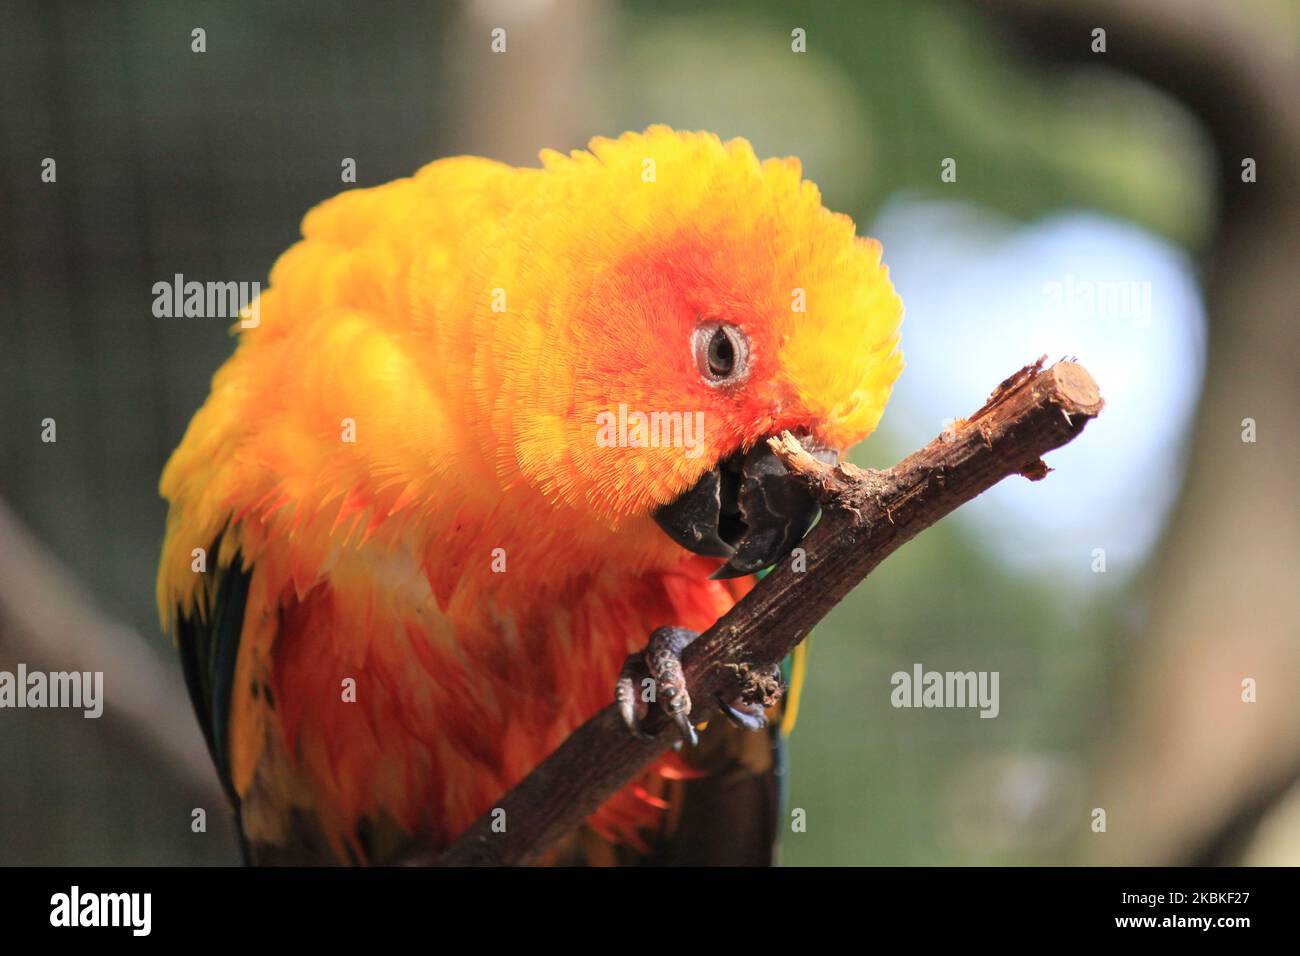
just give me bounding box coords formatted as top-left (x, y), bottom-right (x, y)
top-left (653, 435), bottom-right (838, 580)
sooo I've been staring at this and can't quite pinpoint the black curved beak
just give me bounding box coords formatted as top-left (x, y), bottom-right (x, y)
top-left (653, 437), bottom-right (838, 580)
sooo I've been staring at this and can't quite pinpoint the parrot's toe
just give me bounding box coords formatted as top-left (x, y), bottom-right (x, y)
top-left (715, 661), bottom-right (784, 731)
top-left (615, 630), bottom-right (784, 744)
top-left (615, 626), bottom-right (701, 746)
top-left (615, 654), bottom-right (656, 741)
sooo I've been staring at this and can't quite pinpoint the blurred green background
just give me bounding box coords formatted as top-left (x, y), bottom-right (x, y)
top-left (2, 0), bottom-right (1297, 865)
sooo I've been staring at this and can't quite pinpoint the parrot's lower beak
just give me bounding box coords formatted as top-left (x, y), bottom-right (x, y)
top-left (653, 435), bottom-right (838, 580)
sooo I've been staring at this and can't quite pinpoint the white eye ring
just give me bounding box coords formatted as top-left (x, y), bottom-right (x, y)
top-left (693, 321), bottom-right (750, 386)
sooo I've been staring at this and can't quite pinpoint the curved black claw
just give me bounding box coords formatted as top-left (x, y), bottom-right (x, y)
top-left (716, 695), bottom-right (769, 732)
top-left (615, 654), bottom-right (657, 741)
top-left (614, 626), bottom-right (701, 746)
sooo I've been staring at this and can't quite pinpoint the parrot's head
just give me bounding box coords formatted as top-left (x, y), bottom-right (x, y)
top-left (508, 127), bottom-right (903, 577)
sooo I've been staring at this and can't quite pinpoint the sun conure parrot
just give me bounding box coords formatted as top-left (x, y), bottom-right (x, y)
top-left (157, 126), bottom-right (903, 865)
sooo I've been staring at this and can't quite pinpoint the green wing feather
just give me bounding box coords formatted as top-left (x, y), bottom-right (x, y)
top-left (175, 538), bottom-right (251, 805)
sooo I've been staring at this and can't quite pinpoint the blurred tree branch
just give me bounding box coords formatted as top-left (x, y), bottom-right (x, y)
top-left (422, 358), bottom-right (1104, 865)
top-left (0, 500), bottom-right (224, 806)
top-left (974, 0), bottom-right (1300, 863)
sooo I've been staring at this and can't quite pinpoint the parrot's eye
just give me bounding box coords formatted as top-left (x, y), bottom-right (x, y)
top-left (693, 322), bottom-right (750, 386)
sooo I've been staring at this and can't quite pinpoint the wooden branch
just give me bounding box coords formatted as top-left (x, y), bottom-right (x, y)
top-left (0, 499), bottom-right (226, 804)
top-left (424, 357), bottom-right (1104, 866)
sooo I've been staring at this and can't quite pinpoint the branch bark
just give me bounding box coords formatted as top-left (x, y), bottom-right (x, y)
top-left (424, 357), bottom-right (1104, 866)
